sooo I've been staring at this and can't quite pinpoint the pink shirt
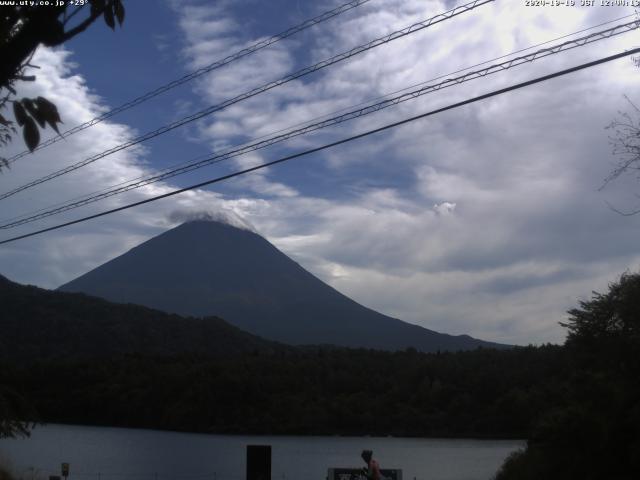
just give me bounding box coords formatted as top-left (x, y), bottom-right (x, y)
top-left (367, 459), bottom-right (381, 480)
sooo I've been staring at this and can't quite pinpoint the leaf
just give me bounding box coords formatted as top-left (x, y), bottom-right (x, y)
top-left (35, 97), bottom-right (63, 134)
top-left (23, 117), bottom-right (40, 152)
top-left (0, 113), bottom-right (11, 127)
top-left (90, 0), bottom-right (106, 17)
top-left (13, 101), bottom-right (28, 126)
top-left (35, 97), bottom-right (62, 123)
top-left (114, 0), bottom-right (125, 26)
top-left (104, 5), bottom-right (115, 30)
top-left (21, 99), bottom-right (46, 128)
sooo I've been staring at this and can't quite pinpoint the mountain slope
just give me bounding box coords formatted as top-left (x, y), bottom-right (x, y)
top-left (59, 220), bottom-right (508, 352)
top-left (0, 274), bottom-right (280, 360)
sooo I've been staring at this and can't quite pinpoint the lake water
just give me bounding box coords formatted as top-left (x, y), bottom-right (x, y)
top-left (0, 424), bottom-right (523, 480)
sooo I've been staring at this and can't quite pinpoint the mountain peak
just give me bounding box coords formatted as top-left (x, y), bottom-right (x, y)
top-left (167, 208), bottom-right (256, 233)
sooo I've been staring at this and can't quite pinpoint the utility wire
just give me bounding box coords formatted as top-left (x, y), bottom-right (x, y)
top-left (9, 8), bottom-right (625, 228)
top-left (0, 0), bottom-right (493, 202)
top-left (2, 18), bottom-right (637, 230)
top-left (9, 9), bottom-right (635, 224)
top-left (0, 13), bottom-right (633, 227)
top-left (361, 12), bottom-right (637, 109)
top-left (1, 46), bottom-right (638, 246)
top-left (5, 0), bottom-right (373, 164)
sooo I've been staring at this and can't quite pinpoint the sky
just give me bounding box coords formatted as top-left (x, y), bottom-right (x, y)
top-left (1, 0), bottom-right (640, 346)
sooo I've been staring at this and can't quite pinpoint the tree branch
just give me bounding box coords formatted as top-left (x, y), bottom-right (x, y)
top-left (57, 4), bottom-right (107, 44)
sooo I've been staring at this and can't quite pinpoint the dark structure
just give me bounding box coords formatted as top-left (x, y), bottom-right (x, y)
top-left (246, 445), bottom-right (271, 480)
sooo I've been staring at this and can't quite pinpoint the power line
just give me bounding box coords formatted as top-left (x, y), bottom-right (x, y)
top-left (0, 13), bottom-right (632, 227)
top-left (2, 17), bottom-right (637, 230)
top-left (5, 0), bottom-right (373, 164)
top-left (30, 1), bottom-right (616, 226)
top-left (1, 46), bottom-right (637, 246)
top-left (0, 0), bottom-right (493, 202)
top-left (366, 12), bottom-right (637, 102)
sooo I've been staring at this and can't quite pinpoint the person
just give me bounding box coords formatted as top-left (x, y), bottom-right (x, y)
top-left (360, 449), bottom-right (381, 480)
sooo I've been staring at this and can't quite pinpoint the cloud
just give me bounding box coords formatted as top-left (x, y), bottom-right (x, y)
top-left (433, 201), bottom-right (456, 215)
top-left (0, 46), bottom-right (254, 288)
top-left (3, 0), bottom-right (640, 347)
top-left (172, 2), bottom-right (638, 343)
top-left (167, 207), bottom-right (256, 232)
top-left (165, 0), bottom-right (640, 345)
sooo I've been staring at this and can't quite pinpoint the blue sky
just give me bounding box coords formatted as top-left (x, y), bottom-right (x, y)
top-left (1, 0), bottom-right (640, 345)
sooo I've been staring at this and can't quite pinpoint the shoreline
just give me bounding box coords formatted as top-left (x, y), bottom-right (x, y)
top-left (12, 421), bottom-right (527, 442)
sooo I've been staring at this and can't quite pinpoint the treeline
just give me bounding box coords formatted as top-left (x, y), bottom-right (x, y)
top-left (1, 345), bottom-right (567, 438)
top-left (0, 274), bottom-right (281, 361)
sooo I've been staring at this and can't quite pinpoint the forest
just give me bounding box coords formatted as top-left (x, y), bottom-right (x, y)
top-left (1, 272), bottom-right (638, 479)
top-left (1, 345), bottom-right (565, 438)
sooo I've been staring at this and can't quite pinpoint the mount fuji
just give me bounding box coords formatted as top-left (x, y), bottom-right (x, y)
top-left (59, 219), bottom-right (507, 352)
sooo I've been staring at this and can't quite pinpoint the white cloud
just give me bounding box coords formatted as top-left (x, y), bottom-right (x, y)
top-left (167, 207), bottom-right (256, 231)
top-left (433, 202), bottom-right (456, 215)
top-left (3, 0), bottom-right (640, 347)
top-left (168, 0), bottom-right (640, 345)
top-left (0, 47), bottom-right (254, 288)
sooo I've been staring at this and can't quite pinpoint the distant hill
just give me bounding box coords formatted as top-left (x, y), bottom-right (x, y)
top-left (0, 274), bottom-right (281, 360)
top-left (59, 220), bottom-right (508, 352)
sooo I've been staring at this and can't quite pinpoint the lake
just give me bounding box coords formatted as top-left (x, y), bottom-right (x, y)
top-left (0, 424), bottom-right (523, 480)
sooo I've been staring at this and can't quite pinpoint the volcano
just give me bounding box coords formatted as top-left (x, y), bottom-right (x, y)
top-left (59, 219), bottom-right (507, 352)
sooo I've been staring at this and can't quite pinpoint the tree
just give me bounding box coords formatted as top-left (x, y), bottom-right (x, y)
top-left (603, 97), bottom-right (640, 215)
top-left (496, 271), bottom-right (640, 480)
top-left (0, 0), bottom-right (125, 167)
top-left (563, 271), bottom-right (640, 345)
top-left (0, 0), bottom-right (125, 438)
